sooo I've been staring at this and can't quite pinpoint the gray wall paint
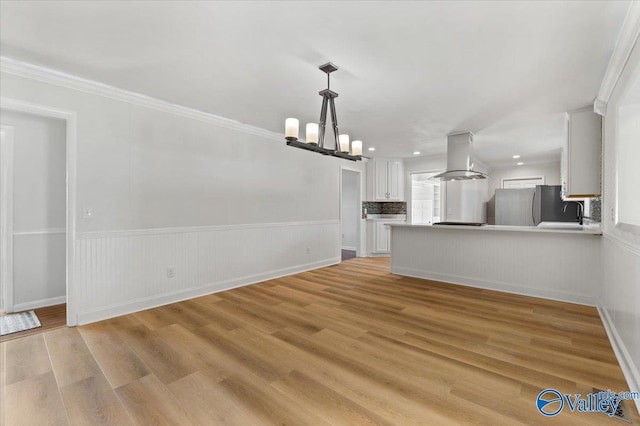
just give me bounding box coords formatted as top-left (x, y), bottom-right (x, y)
top-left (1, 110), bottom-right (66, 307)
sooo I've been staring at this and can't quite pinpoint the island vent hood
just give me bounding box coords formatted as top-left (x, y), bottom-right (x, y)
top-left (433, 132), bottom-right (488, 181)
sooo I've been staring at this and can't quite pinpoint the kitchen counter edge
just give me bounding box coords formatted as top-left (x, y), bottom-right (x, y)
top-left (387, 223), bottom-right (602, 235)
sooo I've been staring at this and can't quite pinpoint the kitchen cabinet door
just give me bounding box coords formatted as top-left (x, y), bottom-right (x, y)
top-left (374, 161), bottom-right (388, 200)
top-left (563, 107), bottom-right (601, 198)
top-left (370, 159), bottom-right (405, 201)
top-left (374, 221), bottom-right (390, 253)
top-left (387, 160), bottom-right (404, 200)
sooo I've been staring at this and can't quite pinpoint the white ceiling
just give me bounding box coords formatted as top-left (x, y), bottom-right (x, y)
top-left (0, 1), bottom-right (630, 167)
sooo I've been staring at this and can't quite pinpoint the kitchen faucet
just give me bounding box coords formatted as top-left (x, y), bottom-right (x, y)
top-left (563, 201), bottom-right (584, 225)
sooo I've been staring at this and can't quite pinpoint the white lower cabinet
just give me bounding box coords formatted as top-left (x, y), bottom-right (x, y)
top-left (375, 222), bottom-right (391, 253)
top-left (368, 219), bottom-right (405, 255)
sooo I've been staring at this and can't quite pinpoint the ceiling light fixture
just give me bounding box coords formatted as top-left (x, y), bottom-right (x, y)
top-left (517, 162), bottom-right (524, 166)
top-left (413, 151), bottom-right (421, 155)
top-left (368, 147), bottom-right (376, 151)
top-left (513, 155), bottom-right (521, 159)
top-left (284, 63), bottom-right (362, 161)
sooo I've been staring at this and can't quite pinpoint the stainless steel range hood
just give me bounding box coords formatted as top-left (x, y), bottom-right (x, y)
top-left (433, 132), bottom-right (487, 181)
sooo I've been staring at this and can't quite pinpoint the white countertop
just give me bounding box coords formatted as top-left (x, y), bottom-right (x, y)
top-left (387, 222), bottom-right (602, 235)
top-left (366, 214), bottom-right (407, 221)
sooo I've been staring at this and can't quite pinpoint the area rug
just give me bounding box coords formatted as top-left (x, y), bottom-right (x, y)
top-left (0, 310), bottom-right (41, 336)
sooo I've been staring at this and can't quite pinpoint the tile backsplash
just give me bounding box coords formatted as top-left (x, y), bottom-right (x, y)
top-left (362, 202), bottom-right (407, 218)
top-left (589, 197), bottom-right (601, 222)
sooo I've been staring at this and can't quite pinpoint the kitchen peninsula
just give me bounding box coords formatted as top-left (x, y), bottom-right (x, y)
top-left (388, 223), bottom-right (602, 306)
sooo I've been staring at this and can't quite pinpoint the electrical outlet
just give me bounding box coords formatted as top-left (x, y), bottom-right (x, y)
top-left (167, 266), bottom-right (176, 278)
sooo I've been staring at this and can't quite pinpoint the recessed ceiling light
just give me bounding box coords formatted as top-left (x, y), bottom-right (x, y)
top-left (413, 151), bottom-right (421, 155)
top-left (513, 155), bottom-right (521, 159)
top-left (517, 162), bottom-right (524, 166)
top-left (368, 147), bottom-right (376, 151)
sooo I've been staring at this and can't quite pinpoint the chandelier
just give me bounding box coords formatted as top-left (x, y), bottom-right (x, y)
top-left (284, 62), bottom-right (363, 161)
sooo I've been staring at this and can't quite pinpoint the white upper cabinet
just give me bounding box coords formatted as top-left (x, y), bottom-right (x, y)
top-left (368, 159), bottom-right (405, 201)
top-left (562, 107), bottom-right (602, 199)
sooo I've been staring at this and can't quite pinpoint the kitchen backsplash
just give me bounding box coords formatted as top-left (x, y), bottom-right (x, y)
top-left (589, 197), bottom-right (601, 222)
top-left (362, 201), bottom-right (407, 218)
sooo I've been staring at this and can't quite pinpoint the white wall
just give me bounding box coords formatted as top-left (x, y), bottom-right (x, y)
top-left (486, 162), bottom-right (561, 224)
top-left (600, 20), bottom-right (640, 403)
top-left (341, 169), bottom-right (359, 250)
top-left (0, 110), bottom-right (66, 309)
top-left (0, 67), bottom-right (365, 324)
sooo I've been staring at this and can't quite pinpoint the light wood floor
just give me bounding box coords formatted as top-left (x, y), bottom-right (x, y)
top-left (0, 304), bottom-right (67, 343)
top-left (1, 258), bottom-right (637, 425)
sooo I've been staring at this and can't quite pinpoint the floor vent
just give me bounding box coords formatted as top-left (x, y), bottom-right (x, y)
top-left (592, 388), bottom-right (631, 423)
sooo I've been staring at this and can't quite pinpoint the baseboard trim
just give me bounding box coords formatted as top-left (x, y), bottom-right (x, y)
top-left (391, 266), bottom-right (595, 306)
top-left (76, 257), bottom-right (340, 325)
top-left (597, 306), bottom-right (640, 413)
top-left (12, 296), bottom-right (66, 312)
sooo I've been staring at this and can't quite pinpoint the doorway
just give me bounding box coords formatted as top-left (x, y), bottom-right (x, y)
top-left (340, 167), bottom-right (362, 260)
top-left (1, 98), bottom-right (77, 327)
top-left (1, 110), bottom-right (67, 319)
top-left (410, 172), bottom-right (442, 225)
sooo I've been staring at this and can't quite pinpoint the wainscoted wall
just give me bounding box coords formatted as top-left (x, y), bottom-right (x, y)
top-left (597, 6), bottom-right (640, 407)
top-left (600, 237), bottom-right (640, 400)
top-left (391, 226), bottom-right (601, 306)
top-left (74, 220), bottom-right (339, 324)
top-left (1, 60), bottom-right (365, 324)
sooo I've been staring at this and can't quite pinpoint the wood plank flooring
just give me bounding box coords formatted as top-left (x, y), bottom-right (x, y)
top-left (0, 304), bottom-right (67, 342)
top-left (1, 258), bottom-right (637, 425)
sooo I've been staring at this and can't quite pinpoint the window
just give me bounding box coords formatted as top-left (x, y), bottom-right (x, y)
top-left (617, 61), bottom-right (640, 231)
top-left (502, 177), bottom-right (545, 189)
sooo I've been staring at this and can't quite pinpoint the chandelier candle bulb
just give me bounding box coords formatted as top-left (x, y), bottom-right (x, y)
top-left (352, 140), bottom-right (363, 156)
top-left (306, 123), bottom-right (319, 144)
top-left (339, 134), bottom-right (350, 152)
top-left (285, 118), bottom-right (299, 140)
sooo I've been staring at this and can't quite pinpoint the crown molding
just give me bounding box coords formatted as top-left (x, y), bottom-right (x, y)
top-left (595, 2), bottom-right (640, 115)
top-left (0, 56), bottom-right (282, 142)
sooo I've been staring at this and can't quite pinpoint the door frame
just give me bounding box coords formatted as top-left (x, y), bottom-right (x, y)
top-left (0, 125), bottom-right (15, 314)
top-left (339, 165), bottom-right (363, 257)
top-left (408, 170), bottom-right (444, 225)
top-left (1, 97), bottom-right (78, 325)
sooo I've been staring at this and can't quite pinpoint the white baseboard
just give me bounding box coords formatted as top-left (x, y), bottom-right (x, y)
top-left (12, 295), bottom-right (66, 312)
top-left (597, 306), bottom-right (640, 414)
top-left (76, 257), bottom-right (340, 325)
top-left (391, 266), bottom-right (595, 306)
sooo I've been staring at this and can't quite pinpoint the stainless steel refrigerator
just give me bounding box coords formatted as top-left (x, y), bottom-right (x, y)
top-left (495, 185), bottom-right (578, 226)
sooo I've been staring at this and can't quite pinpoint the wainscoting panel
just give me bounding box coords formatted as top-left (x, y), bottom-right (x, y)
top-left (390, 226), bottom-right (602, 306)
top-left (600, 235), bottom-right (640, 412)
top-left (74, 220), bottom-right (340, 324)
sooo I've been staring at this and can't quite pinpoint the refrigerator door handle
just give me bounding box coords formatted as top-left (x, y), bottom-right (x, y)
top-left (531, 190), bottom-right (537, 225)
